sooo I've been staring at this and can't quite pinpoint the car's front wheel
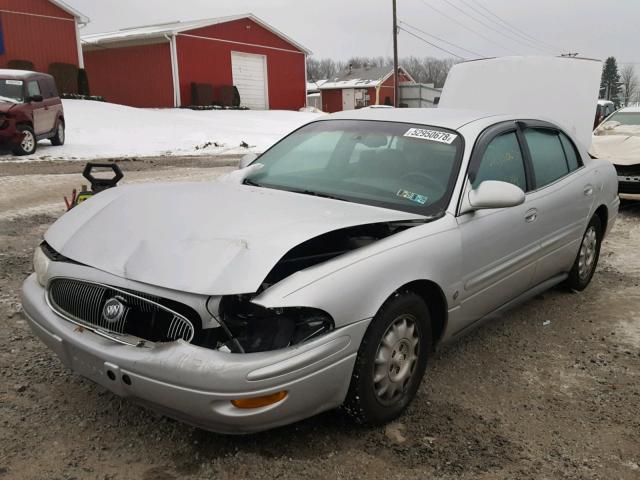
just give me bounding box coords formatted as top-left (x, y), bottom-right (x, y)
top-left (343, 291), bottom-right (431, 425)
top-left (13, 125), bottom-right (37, 156)
top-left (566, 214), bottom-right (602, 291)
top-left (50, 120), bottom-right (65, 146)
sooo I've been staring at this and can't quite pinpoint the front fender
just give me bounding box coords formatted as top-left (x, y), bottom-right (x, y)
top-left (253, 214), bottom-right (462, 328)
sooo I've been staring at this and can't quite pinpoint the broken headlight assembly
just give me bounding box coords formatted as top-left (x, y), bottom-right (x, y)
top-left (209, 295), bottom-right (334, 353)
top-left (33, 246), bottom-right (51, 287)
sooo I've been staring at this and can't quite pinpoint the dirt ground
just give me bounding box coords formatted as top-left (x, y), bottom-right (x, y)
top-left (0, 158), bottom-right (639, 480)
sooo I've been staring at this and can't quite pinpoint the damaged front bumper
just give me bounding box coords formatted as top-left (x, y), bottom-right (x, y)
top-left (22, 274), bottom-right (369, 434)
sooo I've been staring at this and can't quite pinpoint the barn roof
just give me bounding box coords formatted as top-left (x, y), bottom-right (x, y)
top-left (320, 66), bottom-right (414, 90)
top-left (49, 0), bottom-right (90, 24)
top-left (82, 14), bottom-right (311, 54)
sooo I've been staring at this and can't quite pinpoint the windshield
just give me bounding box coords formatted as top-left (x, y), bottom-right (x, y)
top-left (244, 120), bottom-right (464, 215)
top-left (606, 112), bottom-right (640, 126)
top-left (0, 79), bottom-right (24, 103)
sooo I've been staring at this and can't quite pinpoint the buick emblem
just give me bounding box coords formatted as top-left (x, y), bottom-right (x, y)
top-left (102, 297), bottom-right (125, 324)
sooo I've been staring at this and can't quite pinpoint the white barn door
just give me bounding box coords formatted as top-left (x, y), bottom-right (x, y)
top-left (231, 52), bottom-right (268, 110)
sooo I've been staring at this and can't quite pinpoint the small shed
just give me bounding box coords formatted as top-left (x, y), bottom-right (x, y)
top-left (319, 66), bottom-right (415, 113)
top-left (0, 0), bottom-right (88, 71)
top-left (82, 14), bottom-right (311, 110)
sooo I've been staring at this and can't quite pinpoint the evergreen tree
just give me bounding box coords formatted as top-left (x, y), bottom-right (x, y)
top-left (600, 57), bottom-right (621, 106)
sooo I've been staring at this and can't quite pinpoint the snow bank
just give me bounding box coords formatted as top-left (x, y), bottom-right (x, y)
top-left (5, 100), bottom-right (321, 161)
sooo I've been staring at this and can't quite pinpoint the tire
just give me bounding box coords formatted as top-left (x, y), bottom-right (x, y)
top-left (565, 214), bottom-right (602, 292)
top-left (50, 120), bottom-right (65, 146)
top-left (343, 291), bottom-right (431, 425)
top-left (12, 125), bottom-right (37, 156)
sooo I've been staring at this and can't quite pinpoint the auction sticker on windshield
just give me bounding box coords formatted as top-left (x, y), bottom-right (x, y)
top-left (404, 128), bottom-right (458, 144)
top-left (5, 80), bottom-right (23, 86)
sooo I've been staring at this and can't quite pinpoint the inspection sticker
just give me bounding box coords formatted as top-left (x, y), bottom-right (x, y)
top-left (404, 128), bottom-right (458, 144)
top-left (397, 189), bottom-right (428, 205)
top-left (5, 80), bottom-right (23, 86)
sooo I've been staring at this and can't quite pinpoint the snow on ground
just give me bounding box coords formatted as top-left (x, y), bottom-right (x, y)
top-left (1, 100), bottom-right (321, 161)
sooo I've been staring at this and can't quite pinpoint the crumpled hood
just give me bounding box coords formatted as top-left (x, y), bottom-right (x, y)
top-left (0, 102), bottom-right (17, 113)
top-left (591, 123), bottom-right (640, 166)
top-left (45, 182), bottom-right (423, 295)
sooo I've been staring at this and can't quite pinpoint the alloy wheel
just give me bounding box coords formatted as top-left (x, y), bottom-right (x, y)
top-left (21, 130), bottom-right (35, 153)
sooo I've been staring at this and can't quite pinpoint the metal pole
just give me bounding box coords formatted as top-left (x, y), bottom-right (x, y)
top-left (392, 0), bottom-right (399, 107)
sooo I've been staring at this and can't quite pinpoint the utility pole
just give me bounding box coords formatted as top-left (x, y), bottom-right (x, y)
top-left (392, 0), bottom-right (399, 107)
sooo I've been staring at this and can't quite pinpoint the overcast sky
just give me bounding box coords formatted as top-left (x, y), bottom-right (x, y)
top-left (68, 0), bottom-right (639, 66)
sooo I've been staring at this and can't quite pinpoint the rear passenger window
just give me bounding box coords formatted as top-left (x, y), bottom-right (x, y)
top-left (472, 131), bottom-right (527, 191)
top-left (558, 133), bottom-right (581, 171)
top-left (524, 129), bottom-right (569, 188)
top-left (27, 81), bottom-right (41, 98)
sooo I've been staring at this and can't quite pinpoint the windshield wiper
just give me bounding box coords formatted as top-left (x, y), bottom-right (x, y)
top-left (243, 178), bottom-right (263, 187)
top-left (286, 188), bottom-right (352, 203)
top-left (0, 96), bottom-right (18, 103)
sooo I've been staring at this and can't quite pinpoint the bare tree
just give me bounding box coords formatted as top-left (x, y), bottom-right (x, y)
top-left (307, 55), bottom-right (458, 88)
top-left (620, 64), bottom-right (638, 107)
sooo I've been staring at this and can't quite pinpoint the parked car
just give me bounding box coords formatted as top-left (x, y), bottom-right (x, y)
top-left (21, 57), bottom-right (618, 434)
top-left (591, 106), bottom-right (640, 200)
top-left (594, 99), bottom-right (616, 129)
top-left (0, 70), bottom-right (65, 155)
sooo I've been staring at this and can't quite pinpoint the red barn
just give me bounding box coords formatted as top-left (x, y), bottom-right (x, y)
top-left (82, 14), bottom-right (311, 110)
top-left (320, 65), bottom-right (415, 112)
top-left (0, 0), bottom-right (88, 71)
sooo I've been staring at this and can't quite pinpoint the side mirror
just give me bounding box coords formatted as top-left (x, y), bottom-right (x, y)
top-left (28, 94), bottom-right (44, 103)
top-left (238, 153), bottom-right (258, 169)
top-left (468, 180), bottom-right (525, 210)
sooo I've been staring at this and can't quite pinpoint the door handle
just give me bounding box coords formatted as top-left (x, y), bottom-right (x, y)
top-left (583, 185), bottom-right (594, 196)
top-left (525, 208), bottom-right (538, 223)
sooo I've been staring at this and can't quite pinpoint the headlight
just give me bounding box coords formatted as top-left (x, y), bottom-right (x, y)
top-left (33, 246), bottom-right (51, 287)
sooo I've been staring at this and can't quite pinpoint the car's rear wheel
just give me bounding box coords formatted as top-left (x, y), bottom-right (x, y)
top-left (50, 120), bottom-right (65, 146)
top-left (343, 291), bottom-right (431, 425)
top-left (12, 125), bottom-right (37, 156)
top-left (565, 214), bottom-right (602, 291)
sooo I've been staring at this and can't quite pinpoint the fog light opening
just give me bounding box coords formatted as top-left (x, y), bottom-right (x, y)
top-left (231, 391), bottom-right (287, 409)
top-left (122, 374), bottom-right (132, 386)
top-left (106, 370), bottom-right (116, 381)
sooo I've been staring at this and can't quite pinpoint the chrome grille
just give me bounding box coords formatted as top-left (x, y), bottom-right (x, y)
top-left (47, 278), bottom-right (195, 343)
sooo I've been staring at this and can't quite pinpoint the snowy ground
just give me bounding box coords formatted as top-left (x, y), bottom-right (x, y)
top-left (0, 100), bottom-right (321, 162)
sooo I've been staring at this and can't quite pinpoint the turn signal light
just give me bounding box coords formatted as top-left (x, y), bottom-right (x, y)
top-left (231, 391), bottom-right (287, 409)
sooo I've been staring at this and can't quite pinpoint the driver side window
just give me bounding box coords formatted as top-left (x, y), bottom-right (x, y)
top-left (472, 131), bottom-right (526, 191)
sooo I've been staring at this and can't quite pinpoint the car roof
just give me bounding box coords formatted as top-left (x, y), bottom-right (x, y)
top-left (0, 69), bottom-right (51, 80)
top-left (321, 108), bottom-right (513, 131)
top-left (616, 106), bottom-right (640, 113)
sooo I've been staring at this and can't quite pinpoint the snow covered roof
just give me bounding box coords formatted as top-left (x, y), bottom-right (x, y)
top-left (320, 66), bottom-right (413, 90)
top-left (82, 14), bottom-right (310, 54)
top-left (50, 0), bottom-right (89, 24)
top-left (307, 80), bottom-right (327, 92)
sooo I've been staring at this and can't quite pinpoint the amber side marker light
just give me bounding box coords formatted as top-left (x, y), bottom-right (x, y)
top-left (231, 391), bottom-right (288, 409)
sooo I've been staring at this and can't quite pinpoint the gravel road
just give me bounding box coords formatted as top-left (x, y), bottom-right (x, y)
top-left (1, 159), bottom-right (639, 480)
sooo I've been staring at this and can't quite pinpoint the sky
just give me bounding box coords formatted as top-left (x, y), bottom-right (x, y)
top-left (67, 0), bottom-right (639, 66)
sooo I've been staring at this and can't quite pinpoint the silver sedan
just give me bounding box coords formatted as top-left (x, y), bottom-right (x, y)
top-left (22, 107), bottom-right (618, 433)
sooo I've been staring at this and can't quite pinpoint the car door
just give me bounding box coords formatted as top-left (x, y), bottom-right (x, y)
top-left (455, 122), bottom-right (539, 328)
top-left (520, 123), bottom-right (595, 285)
top-left (26, 80), bottom-right (47, 135)
top-left (40, 78), bottom-right (60, 132)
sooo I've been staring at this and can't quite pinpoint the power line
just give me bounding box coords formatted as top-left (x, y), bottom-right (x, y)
top-left (438, 0), bottom-right (552, 54)
top-left (466, 0), bottom-right (566, 53)
top-left (455, 0), bottom-right (558, 53)
top-left (417, 0), bottom-right (521, 55)
top-left (397, 26), bottom-right (467, 60)
top-left (400, 20), bottom-right (486, 58)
